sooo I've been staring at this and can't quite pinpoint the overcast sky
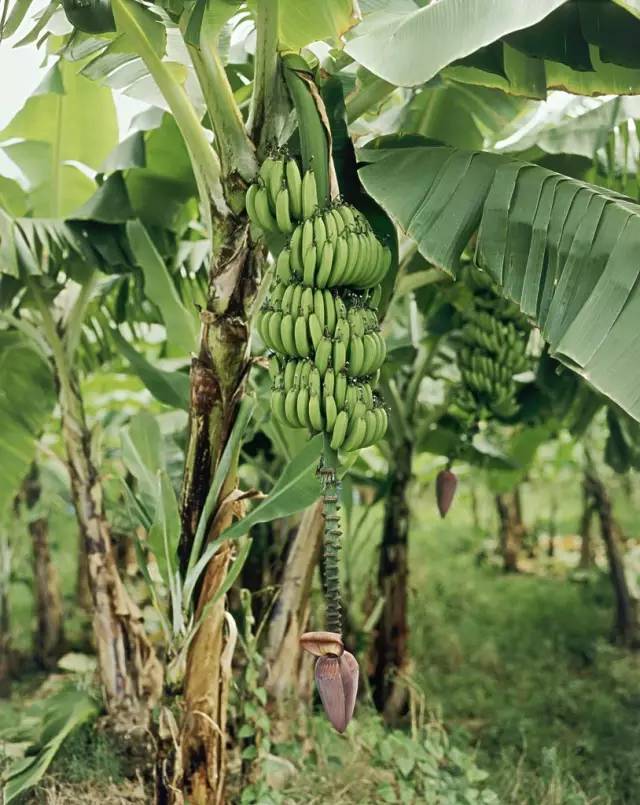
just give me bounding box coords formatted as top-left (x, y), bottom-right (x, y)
top-left (0, 38), bottom-right (44, 177)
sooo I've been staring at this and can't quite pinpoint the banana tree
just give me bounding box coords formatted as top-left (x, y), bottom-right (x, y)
top-left (0, 59), bottom-right (214, 722)
top-left (8, 0), bottom-right (640, 798)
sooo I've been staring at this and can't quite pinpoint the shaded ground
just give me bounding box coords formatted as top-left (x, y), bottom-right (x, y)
top-left (2, 482), bottom-right (640, 803)
top-left (409, 498), bottom-right (640, 805)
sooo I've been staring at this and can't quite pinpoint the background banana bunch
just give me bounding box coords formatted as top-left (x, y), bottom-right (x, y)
top-left (249, 152), bottom-right (391, 452)
top-left (451, 266), bottom-right (531, 424)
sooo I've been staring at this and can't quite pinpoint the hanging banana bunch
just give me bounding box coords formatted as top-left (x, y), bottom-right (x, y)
top-left (247, 144), bottom-right (391, 730)
top-left (250, 151), bottom-right (391, 454)
top-left (437, 266), bottom-right (531, 518)
top-left (452, 266), bottom-right (531, 424)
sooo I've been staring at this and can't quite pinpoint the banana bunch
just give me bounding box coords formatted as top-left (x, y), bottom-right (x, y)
top-left (256, 284), bottom-right (386, 376)
top-left (247, 152), bottom-right (391, 451)
top-left (246, 152), bottom-right (311, 231)
top-left (452, 267), bottom-right (531, 423)
top-left (276, 207), bottom-right (391, 289)
top-left (268, 355), bottom-right (388, 451)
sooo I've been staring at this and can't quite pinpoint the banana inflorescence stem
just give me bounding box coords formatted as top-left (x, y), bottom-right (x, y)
top-left (319, 440), bottom-right (342, 635)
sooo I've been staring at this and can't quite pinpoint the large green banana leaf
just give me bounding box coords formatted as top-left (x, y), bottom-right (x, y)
top-left (0, 59), bottom-right (117, 217)
top-left (358, 142), bottom-right (640, 422)
top-left (344, 0), bottom-right (568, 87)
top-left (0, 332), bottom-right (56, 518)
top-left (346, 0), bottom-right (640, 98)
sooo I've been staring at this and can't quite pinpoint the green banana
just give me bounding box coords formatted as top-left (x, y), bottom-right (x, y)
top-left (328, 235), bottom-right (349, 286)
top-left (259, 156), bottom-right (275, 188)
top-left (324, 208), bottom-right (337, 242)
top-left (286, 158), bottom-right (303, 220)
top-left (284, 387), bottom-right (302, 428)
top-left (255, 309), bottom-right (268, 345)
top-left (276, 248), bottom-right (292, 284)
top-left (281, 284), bottom-right (294, 315)
top-left (363, 410), bottom-right (378, 446)
top-left (308, 393), bottom-right (324, 431)
top-left (334, 371), bottom-right (347, 409)
top-left (335, 318), bottom-right (350, 347)
top-left (303, 244), bottom-right (317, 287)
top-left (348, 336), bottom-right (365, 377)
top-left (333, 339), bottom-right (347, 373)
top-left (342, 417), bottom-right (367, 452)
top-left (269, 157), bottom-right (285, 208)
top-left (313, 289), bottom-right (326, 329)
top-left (344, 384), bottom-right (359, 415)
top-left (268, 310), bottom-right (286, 354)
top-left (324, 395), bottom-right (338, 431)
top-left (280, 314), bottom-right (296, 356)
top-left (276, 187), bottom-right (293, 233)
top-left (348, 307), bottom-right (365, 338)
top-left (290, 226), bottom-right (303, 276)
top-left (301, 219), bottom-right (314, 255)
top-left (268, 354), bottom-right (281, 381)
top-left (283, 359), bottom-right (297, 391)
top-left (290, 284), bottom-right (303, 317)
top-left (248, 150), bottom-right (395, 448)
top-left (316, 241), bottom-right (334, 289)
top-left (293, 359), bottom-right (305, 387)
top-left (337, 204), bottom-right (357, 229)
top-left (271, 282), bottom-right (285, 306)
top-left (308, 313), bottom-right (323, 349)
top-left (314, 215), bottom-right (327, 256)
top-left (301, 170), bottom-right (318, 218)
top-left (315, 336), bottom-right (332, 375)
top-left (245, 183), bottom-right (260, 228)
top-left (323, 368), bottom-right (335, 399)
top-left (324, 291), bottom-right (337, 334)
top-left (334, 296), bottom-right (348, 321)
top-left (297, 385), bottom-right (311, 428)
top-left (294, 315), bottom-right (311, 358)
top-left (254, 186), bottom-right (278, 231)
top-left (330, 207), bottom-right (345, 237)
top-left (300, 287), bottom-right (314, 317)
top-left (271, 389), bottom-right (287, 424)
top-left (309, 366), bottom-right (321, 397)
top-left (343, 231), bottom-right (360, 285)
top-left (362, 383), bottom-right (374, 410)
top-left (330, 410), bottom-right (349, 450)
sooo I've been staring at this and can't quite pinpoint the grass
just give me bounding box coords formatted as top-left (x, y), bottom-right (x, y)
top-left (407, 486), bottom-right (640, 805)
top-left (2, 474), bottom-right (640, 803)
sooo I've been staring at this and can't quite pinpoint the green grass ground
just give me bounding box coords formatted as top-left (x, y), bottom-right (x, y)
top-left (407, 492), bottom-right (640, 804)
top-left (2, 479), bottom-right (640, 803)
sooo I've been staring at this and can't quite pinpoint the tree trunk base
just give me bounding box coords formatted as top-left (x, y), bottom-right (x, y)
top-left (371, 440), bottom-right (413, 722)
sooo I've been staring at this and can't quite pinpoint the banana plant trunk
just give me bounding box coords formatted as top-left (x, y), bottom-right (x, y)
top-left (264, 501), bottom-right (324, 708)
top-left (24, 466), bottom-right (65, 669)
top-left (495, 490), bottom-right (525, 572)
top-left (0, 528), bottom-right (10, 696)
top-left (165, 218), bottom-right (259, 805)
top-left (59, 371), bottom-right (162, 724)
top-left (76, 527), bottom-right (92, 612)
top-left (371, 438), bottom-right (413, 721)
top-left (586, 471), bottom-right (640, 648)
top-left (579, 474), bottom-right (596, 569)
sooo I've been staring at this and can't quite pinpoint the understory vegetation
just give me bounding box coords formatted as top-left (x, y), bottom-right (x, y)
top-left (2, 476), bottom-right (638, 804)
top-left (2, 1), bottom-right (640, 803)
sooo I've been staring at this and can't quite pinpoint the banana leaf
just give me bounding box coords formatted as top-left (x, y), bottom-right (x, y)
top-left (359, 141), bottom-right (640, 422)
